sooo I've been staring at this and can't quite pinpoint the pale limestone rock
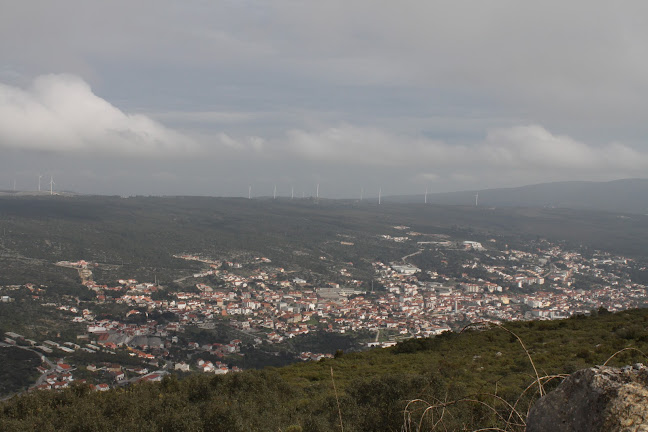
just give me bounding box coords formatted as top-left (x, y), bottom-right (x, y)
top-left (526, 364), bottom-right (648, 432)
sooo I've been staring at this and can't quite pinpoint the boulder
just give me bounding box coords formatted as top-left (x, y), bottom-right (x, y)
top-left (526, 364), bottom-right (648, 432)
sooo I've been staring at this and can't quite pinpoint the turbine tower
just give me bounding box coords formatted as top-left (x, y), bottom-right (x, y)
top-left (425, 186), bottom-right (428, 204)
top-left (316, 183), bottom-right (319, 199)
top-left (49, 176), bottom-right (55, 196)
top-left (475, 192), bottom-right (479, 207)
top-left (38, 175), bottom-right (43, 192)
top-left (360, 186), bottom-right (363, 201)
top-left (248, 185), bottom-right (251, 200)
top-left (378, 187), bottom-right (382, 205)
top-left (291, 186), bottom-right (294, 199)
top-left (273, 184), bottom-right (277, 199)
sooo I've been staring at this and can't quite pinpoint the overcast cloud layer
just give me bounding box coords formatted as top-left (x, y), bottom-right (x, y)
top-left (1, 1), bottom-right (647, 197)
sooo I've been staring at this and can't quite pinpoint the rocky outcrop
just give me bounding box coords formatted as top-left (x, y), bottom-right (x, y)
top-left (526, 364), bottom-right (648, 432)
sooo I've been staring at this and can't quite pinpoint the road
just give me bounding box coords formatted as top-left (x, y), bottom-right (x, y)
top-left (120, 369), bottom-right (169, 386)
top-left (401, 249), bottom-right (423, 263)
top-left (173, 275), bottom-right (193, 283)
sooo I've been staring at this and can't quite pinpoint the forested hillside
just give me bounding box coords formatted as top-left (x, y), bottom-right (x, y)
top-left (1, 308), bottom-right (647, 431)
top-left (2, 195), bottom-right (648, 278)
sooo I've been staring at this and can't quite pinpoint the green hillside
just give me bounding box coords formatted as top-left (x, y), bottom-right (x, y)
top-left (1, 308), bottom-right (647, 431)
top-left (0, 347), bottom-right (41, 397)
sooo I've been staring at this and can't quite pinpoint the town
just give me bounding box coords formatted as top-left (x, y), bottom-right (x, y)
top-left (2, 225), bottom-right (647, 395)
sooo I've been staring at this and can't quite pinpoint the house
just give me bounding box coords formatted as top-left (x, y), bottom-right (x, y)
top-left (138, 373), bottom-right (164, 382)
top-left (52, 381), bottom-right (69, 390)
top-left (174, 362), bottom-right (190, 372)
top-left (214, 366), bottom-right (229, 375)
top-left (106, 364), bottom-right (122, 374)
top-left (197, 360), bottom-right (215, 373)
top-left (110, 371), bottom-right (126, 381)
top-left (56, 363), bottom-right (72, 373)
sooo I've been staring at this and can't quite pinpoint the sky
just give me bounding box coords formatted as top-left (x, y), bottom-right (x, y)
top-left (1, 1), bottom-right (648, 198)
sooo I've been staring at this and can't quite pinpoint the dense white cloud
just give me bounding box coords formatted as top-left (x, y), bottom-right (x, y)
top-left (0, 74), bottom-right (195, 156)
top-left (283, 124), bottom-right (648, 176)
top-left (481, 126), bottom-right (648, 171)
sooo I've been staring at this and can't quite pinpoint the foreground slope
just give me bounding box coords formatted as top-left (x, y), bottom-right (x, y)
top-left (1, 308), bottom-right (647, 431)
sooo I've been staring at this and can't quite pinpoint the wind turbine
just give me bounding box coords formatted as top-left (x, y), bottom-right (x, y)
top-left (378, 187), bottom-right (382, 205)
top-left (291, 186), bottom-right (294, 199)
top-left (316, 183), bottom-right (319, 199)
top-left (475, 192), bottom-right (479, 207)
top-left (248, 185), bottom-right (251, 199)
top-left (49, 176), bottom-right (55, 196)
top-left (38, 175), bottom-right (43, 192)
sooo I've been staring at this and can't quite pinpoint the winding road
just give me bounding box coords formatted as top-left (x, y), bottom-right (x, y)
top-left (401, 249), bottom-right (423, 263)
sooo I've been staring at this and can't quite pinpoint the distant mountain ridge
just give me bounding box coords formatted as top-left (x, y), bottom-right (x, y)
top-left (390, 179), bottom-right (648, 214)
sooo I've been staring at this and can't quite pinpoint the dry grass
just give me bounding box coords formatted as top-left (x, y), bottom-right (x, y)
top-left (603, 347), bottom-right (648, 366)
top-left (330, 367), bottom-right (344, 432)
top-left (401, 321), bottom-right (536, 431)
top-left (400, 321), bottom-right (632, 432)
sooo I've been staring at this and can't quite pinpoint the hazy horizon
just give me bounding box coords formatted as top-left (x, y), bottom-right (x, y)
top-left (2, 177), bottom-right (647, 203)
